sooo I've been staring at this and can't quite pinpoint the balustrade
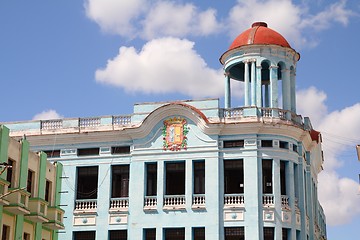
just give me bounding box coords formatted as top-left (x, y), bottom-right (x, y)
top-left (144, 196), bottom-right (157, 209)
top-left (41, 120), bottom-right (63, 130)
top-left (109, 197), bottom-right (129, 211)
top-left (113, 115), bottom-right (131, 125)
top-left (223, 108), bottom-right (244, 118)
top-left (79, 117), bottom-right (101, 127)
top-left (224, 194), bottom-right (244, 208)
top-left (263, 194), bottom-right (274, 207)
top-left (281, 195), bottom-right (290, 208)
top-left (192, 194), bottom-right (205, 208)
top-left (163, 195), bottom-right (185, 209)
top-left (74, 199), bottom-right (97, 213)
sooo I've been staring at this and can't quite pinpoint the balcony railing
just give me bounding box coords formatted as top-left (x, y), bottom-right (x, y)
top-left (281, 195), bottom-right (290, 209)
top-left (163, 195), bottom-right (185, 210)
top-left (144, 196), bottom-right (157, 210)
top-left (74, 199), bottom-right (97, 213)
top-left (224, 194), bottom-right (244, 208)
top-left (4, 188), bottom-right (30, 215)
top-left (192, 194), bottom-right (205, 209)
top-left (109, 197), bottom-right (129, 212)
top-left (44, 206), bottom-right (64, 230)
top-left (263, 194), bottom-right (274, 207)
top-left (26, 198), bottom-right (49, 223)
top-left (41, 120), bottom-right (63, 130)
top-left (0, 179), bottom-right (9, 205)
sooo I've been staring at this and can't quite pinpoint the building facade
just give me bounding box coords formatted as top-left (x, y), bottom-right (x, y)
top-left (0, 125), bottom-right (64, 240)
top-left (3, 22), bottom-right (326, 239)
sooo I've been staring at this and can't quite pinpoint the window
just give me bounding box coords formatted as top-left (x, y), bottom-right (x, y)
top-left (224, 227), bottom-right (244, 240)
top-left (73, 231), bottom-right (96, 240)
top-left (261, 140), bottom-right (273, 147)
top-left (146, 163), bottom-right (157, 196)
top-left (77, 148), bottom-right (99, 156)
top-left (144, 228), bottom-right (156, 240)
top-left (2, 225), bottom-right (9, 240)
top-left (111, 146), bottom-right (130, 154)
top-left (262, 160), bottom-right (273, 194)
top-left (76, 166), bottom-right (98, 200)
top-left (43, 150), bottom-right (60, 158)
top-left (280, 161), bottom-right (286, 195)
top-left (279, 141), bottom-right (289, 149)
top-left (111, 165), bottom-right (129, 198)
top-left (224, 160), bottom-right (244, 194)
top-left (23, 233), bottom-right (30, 240)
top-left (282, 228), bottom-right (289, 240)
top-left (193, 227), bottom-right (205, 240)
top-left (263, 227), bottom-right (274, 240)
top-left (223, 140), bottom-right (244, 148)
top-left (109, 230), bottom-right (127, 240)
top-left (164, 228), bottom-right (185, 240)
top-left (45, 180), bottom-right (52, 203)
top-left (6, 159), bottom-right (14, 187)
top-left (193, 161), bottom-right (205, 194)
top-left (293, 144), bottom-right (298, 153)
top-left (165, 162), bottom-right (185, 195)
top-left (27, 170), bottom-right (34, 196)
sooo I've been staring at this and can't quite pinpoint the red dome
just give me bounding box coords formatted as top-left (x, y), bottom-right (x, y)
top-left (229, 22), bottom-right (291, 50)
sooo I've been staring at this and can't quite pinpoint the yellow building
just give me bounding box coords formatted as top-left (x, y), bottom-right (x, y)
top-left (0, 125), bottom-right (64, 240)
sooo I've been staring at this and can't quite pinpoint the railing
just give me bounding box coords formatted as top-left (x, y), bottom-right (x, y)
top-left (41, 120), bottom-right (63, 130)
top-left (144, 196), bottom-right (157, 209)
top-left (113, 115), bottom-right (131, 125)
top-left (74, 199), bottom-right (97, 213)
top-left (223, 108), bottom-right (244, 118)
top-left (263, 194), bottom-right (274, 207)
top-left (163, 195), bottom-right (185, 209)
top-left (281, 195), bottom-right (289, 208)
top-left (45, 206), bottom-right (65, 230)
top-left (261, 108), bottom-right (272, 117)
top-left (109, 197), bottom-right (129, 211)
top-left (79, 117), bottom-right (101, 127)
top-left (224, 194), bottom-right (244, 208)
top-left (192, 194), bottom-right (205, 208)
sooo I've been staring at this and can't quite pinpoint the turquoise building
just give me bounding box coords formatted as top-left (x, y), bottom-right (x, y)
top-left (3, 22), bottom-right (326, 239)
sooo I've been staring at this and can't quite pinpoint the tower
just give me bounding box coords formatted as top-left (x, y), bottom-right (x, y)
top-left (220, 22), bottom-right (299, 118)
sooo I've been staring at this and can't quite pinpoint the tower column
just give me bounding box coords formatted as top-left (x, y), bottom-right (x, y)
top-left (251, 60), bottom-right (257, 106)
top-left (270, 65), bottom-right (278, 109)
top-left (256, 64), bottom-right (262, 107)
top-left (244, 60), bottom-right (250, 106)
top-left (224, 72), bottom-right (231, 108)
top-left (290, 69), bottom-right (296, 112)
top-left (264, 85), bottom-right (270, 107)
top-left (282, 69), bottom-right (291, 111)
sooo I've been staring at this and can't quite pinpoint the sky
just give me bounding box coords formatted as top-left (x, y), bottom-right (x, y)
top-left (0, 0), bottom-right (359, 238)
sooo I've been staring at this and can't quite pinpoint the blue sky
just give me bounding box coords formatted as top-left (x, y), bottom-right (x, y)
top-left (0, 0), bottom-right (359, 238)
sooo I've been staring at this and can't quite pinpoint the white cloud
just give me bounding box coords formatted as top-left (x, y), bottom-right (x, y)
top-left (227, 0), bottom-right (354, 48)
top-left (141, 2), bottom-right (220, 39)
top-left (95, 37), bottom-right (224, 98)
top-left (297, 87), bottom-right (360, 225)
top-left (32, 110), bottom-right (63, 120)
top-left (84, 0), bottom-right (220, 39)
top-left (84, 0), bottom-right (147, 37)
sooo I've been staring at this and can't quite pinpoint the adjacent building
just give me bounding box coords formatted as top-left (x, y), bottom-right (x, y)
top-left (0, 125), bottom-right (64, 240)
top-left (3, 22), bottom-right (326, 239)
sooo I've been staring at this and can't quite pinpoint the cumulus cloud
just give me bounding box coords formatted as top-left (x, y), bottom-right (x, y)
top-left (95, 37), bottom-right (224, 98)
top-left (84, 0), bottom-right (220, 39)
top-left (297, 87), bottom-right (360, 225)
top-left (228, 0), bottom-right (354, 48)
top-left (32, 110), bottom-right (63, 120)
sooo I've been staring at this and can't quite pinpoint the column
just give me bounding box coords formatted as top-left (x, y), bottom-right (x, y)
top-left (35, 153), bottom-right (47, 240)
top-left (52, 162), bottom-right (63, 240)
top-left (273, 158), bottom-right (282, 240)
top-left (244, 61), bottom-right (250, 106)
top-left (256, 64), bottom-right (262, 107)
top-left (251, 61), bottom-right (257, 106)
top-left (270, 66), bottom-right (278, 109)
top-left (224, 73), bottom-right (231, 108)
top-left (290, 68), bottom-right (296, 112)
top-left (264, 85), bottom-right (270, 107)
top-left (282, 69), bottom-right (291, 111)
top-left (288, 162), bottom-right (296, 240)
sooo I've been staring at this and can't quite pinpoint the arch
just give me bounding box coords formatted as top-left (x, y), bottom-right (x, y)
top-left (277, 61), bottom-right (286, 80)
top-left (226, 61), bottom-right (245, 81)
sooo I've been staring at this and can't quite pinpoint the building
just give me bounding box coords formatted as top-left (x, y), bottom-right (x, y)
top-left (0, 125), bottom-right (64, 240)
top-left (3, 22), bottom-right (326, 239)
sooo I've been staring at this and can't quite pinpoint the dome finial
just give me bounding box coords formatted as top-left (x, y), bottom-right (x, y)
top-left (252, 22), bottom-right (267, 28)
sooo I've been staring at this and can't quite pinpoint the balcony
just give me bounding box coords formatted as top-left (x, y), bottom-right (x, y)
top-left (0, 178), bottom-right (10, 205)
top-left (144, 196), bottom-right (157, 211)
top-left (3, 188), bottom-right (30, 215)
top-left (224, 194), bottom-right (244, 209)
top-left (43, 206), bottom-right (64, 230)
top-left (74, 199), bottom-right (97, 214)
top-left (109, 197), bottom-right (129, 212)
top-left (281, 195), bottom-right (290, 209)
top-left (163, 195), bottom-right (185, 210)
top-left (25, 198), bottom-right (49, 223)
top-left (192, 194), bottom-right (206, 209)
top-left (263, 194), bottom-right (274, 208)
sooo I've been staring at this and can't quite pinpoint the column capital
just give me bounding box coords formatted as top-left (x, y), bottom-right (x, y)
top-left (269, 65), bottom-right (279, 69)
top-left (224, 72), bottom-right (230, 77)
